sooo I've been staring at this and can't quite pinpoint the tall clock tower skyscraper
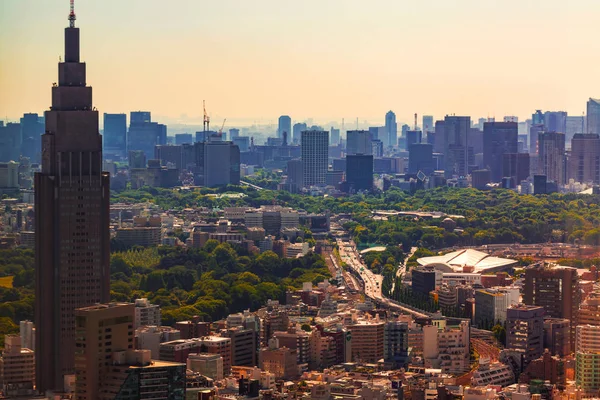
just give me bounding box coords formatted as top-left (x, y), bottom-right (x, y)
top-left (35, 2), bottom-right (110, 391)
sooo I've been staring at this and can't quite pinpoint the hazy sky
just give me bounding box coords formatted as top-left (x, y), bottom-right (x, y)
top-left (1, 0), bottom-right (599, 125)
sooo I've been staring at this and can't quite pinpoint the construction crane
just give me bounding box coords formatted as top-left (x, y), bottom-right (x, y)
top-left (203, 100), bottom-right (210, 132)
top-left (218, 119), bottom-right (227, 137)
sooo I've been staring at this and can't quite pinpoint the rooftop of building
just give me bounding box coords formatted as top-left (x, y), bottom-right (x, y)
top-left (128, 359), bottom-right (186, 369)
top-left (75, 302), bottom-right (133, 312)
top-left (417, 249), bottom-right (516, 273)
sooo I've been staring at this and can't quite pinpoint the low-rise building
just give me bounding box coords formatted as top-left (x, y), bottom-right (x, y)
top-left (134, 298), bottom-right (161, 328)
top-left (0, 335), bottom-right (35, 397)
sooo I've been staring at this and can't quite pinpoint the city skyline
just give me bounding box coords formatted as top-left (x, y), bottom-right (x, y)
top-left (2, 0), bottom-right (600, 124)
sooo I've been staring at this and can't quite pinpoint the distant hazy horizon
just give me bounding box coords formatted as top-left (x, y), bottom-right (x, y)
top-left (1, 0), bottom-right (599, 124)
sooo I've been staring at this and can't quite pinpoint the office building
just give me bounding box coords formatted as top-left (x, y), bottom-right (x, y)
top-left (292, 123), bottom-right (307, 144)
top-left (506, 305), bottom-right (544, 367)
top-left (345, 154), bottom-right (373, 191)
top-left (74, 303), bottom-right (135, 399)
top-left (346, 130), bottom-right (371, 155)
top-left (587, 98), bottom-right (600, 134)
top-left (423, 320), bottom-right (470, 374)
top-left (544, 318), bottom-right (570, 357)
top-left (134, 298), bottom-right (161, 328)
top-left (406, 130), bottom-right (422, 149)
top-left (371, 139), bottom-right (384, 157)
top-left (278, 115), bottom-right (291, 140)
top-left (259, 341), bottom-right (298, 380)
top-left (347, 319), bottom-right (385, 363)
top-left (128, 111), bottom-right (167, 160)
top-left (128, 150), bottom-right (146, 168)
top-left (20, 113), bottom-right (44, 162)
top-left (103, 113), bottom-right (126, 159)
top-left (422, 115), bottom-right (434, 134)
top-left (568, 134), bottom-right (600, 184)
top-left (444, 116), bottom-right (472, 177)
top-left (222, 327), bottom-right (257, 367)
top-left (566, 115), bottom-right (585, 145)
top-left (474, 287), bottom-right (519, 328)
top-left (286, 159), bottom-right (303, 192)
top-left (0, 335), bottom-right (35, 396)
top-left (301, 130), bottom-right (328, 187)
top-left (544, 111), bottom-right (567, 134)
top-left (100, 351), bottom-right (185, 400)
top-left (187, 353), bottom-right (223, 381)
top-left (0, 161), bottom-right (19, 194)
top-left (116, 226), bottom-right (161, 247)
top-left (35, 14), bottom-right (111, 392)
top-left (529, 124), bottom-right (544, 155)
top-left (19, 321), bottom-right (34, 352)
top-left (483, 122), bottom-right (518, 182)
top-left (523, 264), bottom-right (580, 350)
top-left (229, 128), bottom-right (240, 140)
top-left (0, 123), bottom-right (21, 162)
top-left (576, 324), bottom-right (600, 394)
top-left (330, 127), bottom-right (340, 145)
top-left (154, 144), bottom-right (182, 169)
top-left (203, 141), bottom-right (240, 187)
top-left (412, 267), bottom-right (437, 297)
top-left (538, 131), bottom-right (566, 185)
top-left (502, 153), bottom-right (530, 188)
top-left (385, 111), bottom-right (397, 147)
top-left (368, 126), bottom-right (381, 141)
top-left (273, 329), bottom-right (310, 365)
top-left (384, 321), bottom-right (409, 368)
top-left (175, 133), bottom-right (193, 145)
top-left (579, 291), bottom-right (600, 326)
top-left (233, 136), bottom-right (250, 152)
top-left (408, 143), bottom-right (434, 175)
top-left (136, 326), bottom-right (181, 359)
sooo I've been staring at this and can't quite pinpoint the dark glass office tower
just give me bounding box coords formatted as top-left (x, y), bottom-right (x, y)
top-left (35, 7), bottom-right (110, 392)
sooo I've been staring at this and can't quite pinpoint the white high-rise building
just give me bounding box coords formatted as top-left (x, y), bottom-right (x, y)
top-left (19, 321), bottom-right (35, 351)
top-left (576, 324), bottom-right (600, 394)
top-left (301, 130), bottom-right (329, 187)
top-left (134, 298), bottom-right (161, 328)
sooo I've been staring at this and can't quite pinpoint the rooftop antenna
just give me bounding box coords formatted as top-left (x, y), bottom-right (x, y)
top-left (68, 0), bottom-right (76, 28)
top-left (414, 113), bottom-right (418, 131)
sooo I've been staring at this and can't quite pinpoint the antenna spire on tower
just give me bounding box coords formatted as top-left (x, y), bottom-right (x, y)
top-left (69, 0), bottom-right (76, 28)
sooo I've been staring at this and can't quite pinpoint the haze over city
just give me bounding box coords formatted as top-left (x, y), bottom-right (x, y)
top-left (2, 0), bottom-right (600, 124)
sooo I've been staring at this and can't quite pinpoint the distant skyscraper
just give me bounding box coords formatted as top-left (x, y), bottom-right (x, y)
top-left (502, 153), bottom-right (530, 188)
top-left (538, 131), bottom-right (566, 184)
top-left (35, 11), bottom-right (110, 391)
top-left (301, 130), bottom-right (328, 187)
top-left (504, 116), bottom-right (518, 123)
top-left (20, 113), bottom-right (44, 162)
top-left (278, 115), bottom-right (292, 140)
top-left (483, 122), bottom-right (518, 182)
top-left (422, 115), bottom-right (434, 134)
top-left (103, 113), bottom-right (127, 159)
top-left (330, 127), bottom-right (340, 145)
top-left (433, 120), bottom-right (445, 153)
top-left (544, 111), bottom-right (567, 133)
top-left (406, 130), bottom-right (422, 149)
top-left (0, 123), bottom-right (21, 162)
top-left (346, 154), bottom-right (373, 191)
top-left (587, 99), bottom-right (600, 134)
top-left (286, 159), bottom-right (303, 192)
top-left (532, 110), bottom-right (544, 126)
top-left (368, 126), bottom-right (380, 141)
top-left (203, 142), bottom-right (240, 187)
top-left (385, 111), bottom-right (397, 147)
top-left (155, 145), bottom-right (183, 169)
top-left (229, 128), bottom-right (240, 140)
top-left (174, 133), bottom-right (193, 145)
top-left (568, 134), bottom-right (600, 184)
top-left (346, 130), bottom-right (371, 155)
top-left (408, 143), bottom-right (434, 175)
top-left (529, 124), bottom-right (544, 155)
top-left (292, 123), bottom-right (307, 144)
top-left (128, 111), bottom-right (167, 160)
top-left (443, 116), bottom-right (472, 178)
top-left (566, 116), bottom-right (585, 146)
